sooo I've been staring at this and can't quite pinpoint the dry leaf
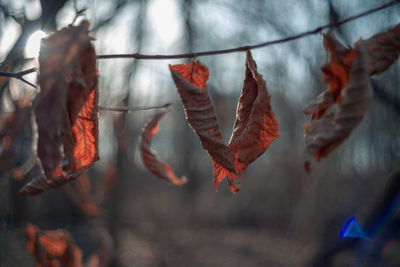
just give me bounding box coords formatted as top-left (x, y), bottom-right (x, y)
top-left (364, 23), bottom-right (400, 75)
top-left (170, 61), bottom-right (236, 174)
top-left (22, 20), bottom-right (99, 195)
top-left (214, 51), bottom-right (279, 192)
top-left (26, 223), bottom-right (82, 267)
top-left (140, 107), bottom-right (187, 185)
top-left (304, 42), bottom-right (372, 171)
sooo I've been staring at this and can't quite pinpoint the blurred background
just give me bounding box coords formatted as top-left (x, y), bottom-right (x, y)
top-left (1, 0), bottom-right (400, 266)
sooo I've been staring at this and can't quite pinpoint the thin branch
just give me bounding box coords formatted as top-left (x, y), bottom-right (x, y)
top-left (97, 0), bottom-right (400, 60)
top-left (0, 67), bottom-right (37, 88)
top-left (99, 103), bottom-right (171, 112)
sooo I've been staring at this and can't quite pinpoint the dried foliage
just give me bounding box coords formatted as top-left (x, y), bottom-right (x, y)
top-left (26, 223), bottom-right (83, 267)
top-left (214, 51), bottom-right (279, 192)
top-left (140, 107), bottom-right (187, 185)
top-left (170, 62), bottom-right (236, 174)
top-left (170, 52), bottom-right (278, 193)
top-left (304, 42), bottom-right (371, 171)
top-left (303, 23), bottom-right (400, 171)
top-left (19, 20), bottom-right (99, 195)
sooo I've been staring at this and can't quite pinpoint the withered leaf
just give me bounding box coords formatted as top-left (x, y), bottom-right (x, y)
top-left (320, 33), bottom-right (355, 105)
top-left (214, 51), bottom-right (279, 192)
top-left (304, 42), bottom-right (372, 171)
top-left (364, 23), bottom-right (400, 75)
top-left (26, 223), bottom-right (83, 267)
top-left (140, 107), bottom-right (187, 185)
top-left (24, 20), bottom-right (99, 195)
top-left (169, 61), bottom-right (236, 174)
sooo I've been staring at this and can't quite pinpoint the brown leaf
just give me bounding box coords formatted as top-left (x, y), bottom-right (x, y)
top-left (214, 51), bottom-right (279, 192)
top-left (25, 20), bottom-right (99, 195)
top-left (139, 107), bottom-right (187, 185)
top-left (320, 34), bottom-right (355, 110)
top-left (304, 42), bottom-right (372, 170)
top-left (364, 23), bottom-right (400, 75)
top-left (169, 61), bottom-right (236, 174)
top-left (25, 223), bottom-right (83, 267)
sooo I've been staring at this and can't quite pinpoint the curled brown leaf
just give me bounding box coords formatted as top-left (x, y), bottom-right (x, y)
top-left (140, 107), bottom-right (187, 185)
top-left (215, 51), bottom-right (279, 192)
top-left (169, 61), bottom-right (236, 174)
top-left (304, 42), bottom-right (372, 171)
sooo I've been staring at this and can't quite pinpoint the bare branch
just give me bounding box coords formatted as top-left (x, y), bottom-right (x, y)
top-left (97, 0), bottom-right (400, 60)
top-left (99, 103), bottom-right (171, 112)
top-left (0, 67), bottom-right (37, 88)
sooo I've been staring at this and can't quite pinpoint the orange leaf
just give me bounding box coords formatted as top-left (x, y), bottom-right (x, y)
top-left (170, 61), bottom-right (209, 89)
top-left (23, 20), bottom-right (99, 195)
top-left (140, 107), bottom-right (187, 185)
top-left (25, 223), bottom-right (82, 267)
top-left (214, 51), bottom-right (279, 192)
top-left (170, 61), bottom-right (236, 174)
top-left (304, 42), bottom-right (372, 171)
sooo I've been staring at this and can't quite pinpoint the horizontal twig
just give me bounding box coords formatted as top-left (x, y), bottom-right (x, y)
top-left (99, 103), bottom-right (171, 112)
top-left (0, 67), bottom-right (37, 88)
top-left (97, 0), bottom-right (400, 60)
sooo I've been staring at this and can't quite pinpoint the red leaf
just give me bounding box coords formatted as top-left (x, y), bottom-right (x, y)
top-left (318, 34), bottom-right (355, 116)
top-left (364, 23), bottom-right (400, 75)
top-left (214, 51), bottom-right (279, 192)
top-left (304, 42), bottom-right (372, 170)
top-left (23, 20), bottom-right (99, 195)
top-left (170, 61), bottom-right (209, 89)
top-left (26, 223), bottom-right (83, 267)
top-left (170, 61), bottom-right (236, 173)
top-left (140, 107), bottom-right (187, 185)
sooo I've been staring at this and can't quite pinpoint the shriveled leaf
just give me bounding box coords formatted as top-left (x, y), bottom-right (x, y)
top-left (170, 61), bottom-right (236, 173)
top-left (19, 159), bottom-right (87, 195)
top-left (364, 23), bottom-right (400, 75)
top-left (140, 107), bottom-right (187, 185)
top-left (321, 33), bottom-right (355, 104)
top-left (303, 90), bottom-right (334, 120)
top-left (214, 51), bottom-right (279, 192)
top-left (65, 25), bottom-right (99, 172)
top-left (26, 223), bottom-right (83, 267)
top-left (304, 42), bottom-right (372, 170)
top-left (27, 20), bottom-right (99, 194)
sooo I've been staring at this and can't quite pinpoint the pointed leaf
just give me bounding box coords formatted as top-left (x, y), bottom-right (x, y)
top-left (364, 23), bottom-right (400, 75)
top-left (140, 107), bottom-right (187, 185)
top-left (215, 51), bottom-right (279, 192)
top-left (170, 61), bottom-right (236, 173)
top-left (27, 20), bottom-right (99, 194)
top-left (304, 42), bottom-right (372, 170)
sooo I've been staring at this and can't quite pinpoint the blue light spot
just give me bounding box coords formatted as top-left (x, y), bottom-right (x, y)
top-left (340, 217), bottom-right (368, 239)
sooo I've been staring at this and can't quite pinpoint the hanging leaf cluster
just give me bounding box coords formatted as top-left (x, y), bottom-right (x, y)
top-left (1, 21), bottom-right (400, 197)
top-left (303, 23), bottom-right (400, 171)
